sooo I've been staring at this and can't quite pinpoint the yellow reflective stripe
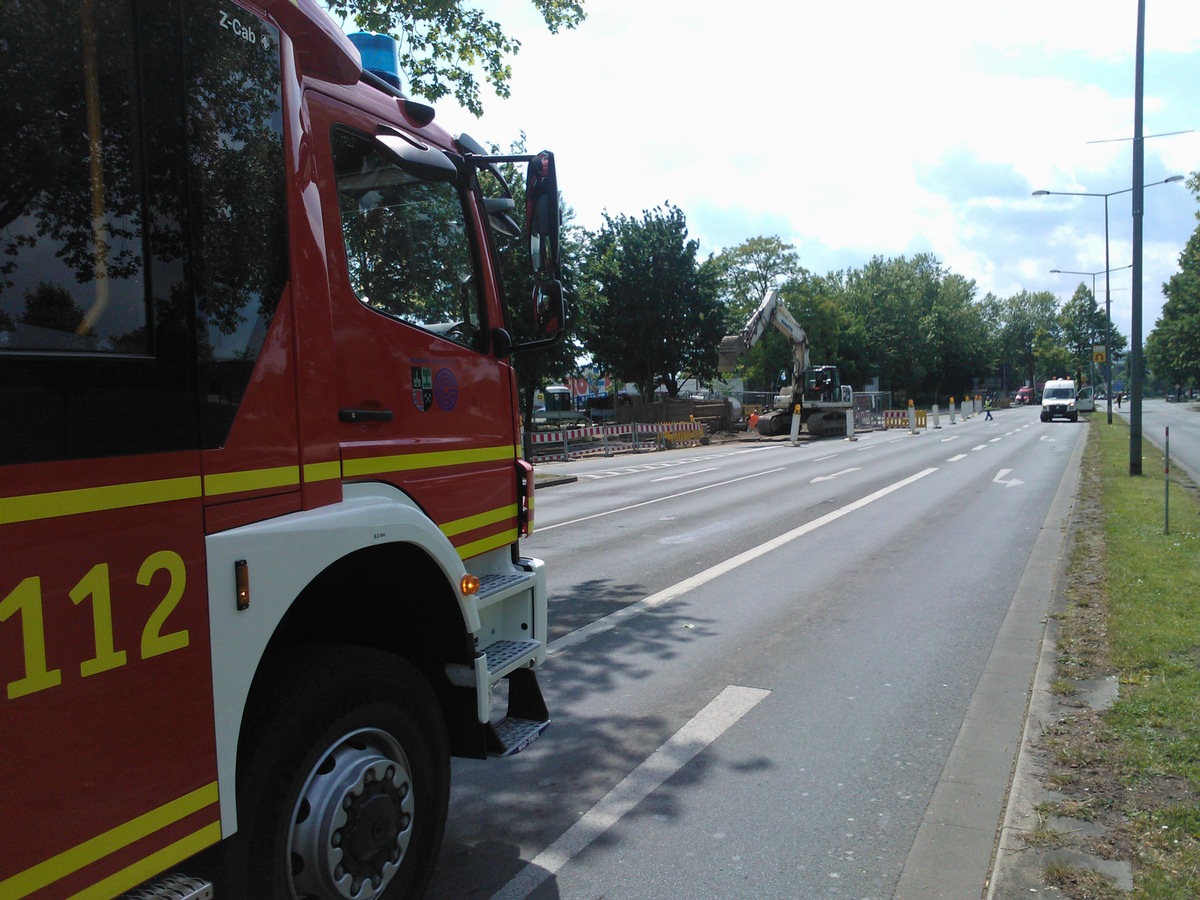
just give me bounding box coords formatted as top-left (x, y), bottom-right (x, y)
top-left (1, 443), bottom-right (521, 524)
top-left (0, 782), bottom-right (218, 899)
top-left (0, 476), bottom-right (202, 526)
top-left (66, 821), bottom-right (222, 900)
top-left (456, 527), bottom-right (519, 560)
top-left (303, 460), bottom-right (342, 483)
top-left (203, 465), bottom-right (299, 497)
top-left (344, 444), bottom-right (517, 478)
top-left (441, 503), bottom-right (517, 539)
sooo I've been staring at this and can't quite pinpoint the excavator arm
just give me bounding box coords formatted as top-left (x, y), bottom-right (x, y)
top-left (717, 289), bottom-right (810, 381)
top-left (718, 289), bottom-right (850, 438)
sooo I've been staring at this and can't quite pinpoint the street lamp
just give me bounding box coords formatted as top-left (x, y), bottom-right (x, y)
top-left (1049, 264), bottom-right (1133, 424)
top-left (1032, 175), bottom-right (1184, 464)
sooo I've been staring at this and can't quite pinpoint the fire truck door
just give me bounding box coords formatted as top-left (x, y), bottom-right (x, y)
top-left (311, 97), bottom-right (519, 551)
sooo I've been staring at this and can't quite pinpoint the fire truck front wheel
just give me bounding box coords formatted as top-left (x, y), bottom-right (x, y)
top-left (232, 646), bottom-right (450, 900)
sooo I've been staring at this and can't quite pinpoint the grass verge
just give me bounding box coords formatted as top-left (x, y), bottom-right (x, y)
top-left (1042, 418), bottom-right (1200, 897)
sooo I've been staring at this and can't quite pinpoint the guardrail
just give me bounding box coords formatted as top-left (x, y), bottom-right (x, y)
top-left (525, 421), bottom-right (705, 462)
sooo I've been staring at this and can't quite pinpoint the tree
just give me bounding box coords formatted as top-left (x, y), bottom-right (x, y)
top-left (712, 236), bottom-right (808, 393)
top-left (1147, 228), bottom-right (1200, 390)
top-left (713, 236), bottom-right (807, 316)
top-left (1146, 170), bottom-right (1200, 392)
top-left (20, 282), bottom-right (86, 334)
top-left (1055, 282), bottom-right (1125, 387)
top-left (327, 0), bottom-right (587, 116)
top-left (580, 204), bottom-right (724, 398)
top-left (919, 273), bottom-right (990, 400)
top-left (839, 253), bottom-right (989, 401)
top-left (995, 290), bottom-right (1062, 390)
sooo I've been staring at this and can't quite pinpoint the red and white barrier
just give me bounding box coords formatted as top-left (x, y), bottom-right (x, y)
top-left (525, 421), bottom-right (704, 462)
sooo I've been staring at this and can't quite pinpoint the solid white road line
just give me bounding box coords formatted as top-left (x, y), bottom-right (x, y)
top-left (547, 467), bottom-right (938, 658)
top-left (490, 685), bottom-right (772, 900)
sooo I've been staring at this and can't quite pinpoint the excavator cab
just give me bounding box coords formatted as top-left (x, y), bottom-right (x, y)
top-left (803, 366), bottom-right (841, 404)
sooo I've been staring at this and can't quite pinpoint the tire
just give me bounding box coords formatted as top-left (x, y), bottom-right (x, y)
top-left (1070, 412), bottom-right (1078, 422)
top-left (228, 646), bottom-right (449, 900)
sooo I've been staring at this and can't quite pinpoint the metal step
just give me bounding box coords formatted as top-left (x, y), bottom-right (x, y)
top-left (475, 571), bottom-right (536, 608)
top-left (487, 715), bottom-right (550, 757)
top-left (485, 667), bottom-right (549, 757)
top-left (122, 875), bottom-right (213, 900)
top-left (481, 638), bottom-right (540, 679)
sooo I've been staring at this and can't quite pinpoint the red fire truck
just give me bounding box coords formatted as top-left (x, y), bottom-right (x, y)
top-left (0, 0), bottom-right (563, 897)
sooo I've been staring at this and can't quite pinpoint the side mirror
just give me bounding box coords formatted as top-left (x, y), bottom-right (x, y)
top-left (483, 197), bottom-right (521, 239)
top-left (526, 151), bottom-right (560, 278)
top-left (534, 280), bottom-right (565, 339)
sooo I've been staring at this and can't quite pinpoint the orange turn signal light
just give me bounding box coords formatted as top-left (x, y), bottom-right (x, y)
top-left (460, 574), bottom-right (480, 596)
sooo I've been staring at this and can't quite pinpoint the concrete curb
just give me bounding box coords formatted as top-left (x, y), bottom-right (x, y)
top-left (534, 475), bottom-right (577, 489)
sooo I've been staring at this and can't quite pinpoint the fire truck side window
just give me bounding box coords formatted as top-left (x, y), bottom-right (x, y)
top-left (333, 130), bottom-right (484, 350)
top-left (0, 0), bottom-right (286, 464)
top-left (0, 0), bottom-right (198, 465)
top-left (186, 1), bottom-right (288, 449)
top-left (0, 3), bottom-right (147, 355)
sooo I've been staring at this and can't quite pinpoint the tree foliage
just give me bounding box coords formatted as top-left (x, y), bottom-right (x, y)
top-left (711, 237), bottom-right (808, 394)
top-left (327, 0), bottom-right (586, 116)
top-left (838, 254), bottom-right (989, 400)
top-left (714, 236), bottom-right (807, 317)
top-left (579, 204), bottom-right (724, 398)
top-left (1147, 227), bottom-right (1200, 390)
top-left (1146, 170), bottom-right (1200, 391)
top-left (919, 272), bottom-right (990, 399)
top-left (991, 290), bottom-right (1061, 391)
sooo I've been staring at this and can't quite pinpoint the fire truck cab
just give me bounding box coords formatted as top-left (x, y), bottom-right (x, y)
top-left (0, 1), bottom-right (563, 897)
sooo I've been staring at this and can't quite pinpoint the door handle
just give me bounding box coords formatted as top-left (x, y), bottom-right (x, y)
top-left (339, 408), bottom-right (394, 423)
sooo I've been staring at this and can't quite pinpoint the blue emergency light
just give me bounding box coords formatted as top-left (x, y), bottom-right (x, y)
top-left (348, 32), bottom-right (402, 90)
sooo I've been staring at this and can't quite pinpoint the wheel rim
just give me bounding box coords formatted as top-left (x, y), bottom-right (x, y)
top-left (288, 727), bottom-right (414, 899)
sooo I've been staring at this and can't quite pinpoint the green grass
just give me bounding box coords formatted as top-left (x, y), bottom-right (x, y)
top-left (1087, 420), bottom-right (1200, 896)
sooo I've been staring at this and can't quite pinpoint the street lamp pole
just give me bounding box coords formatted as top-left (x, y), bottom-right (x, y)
top-left (1132, 0), bottom-right (1146, 475)
top-left (1032, 173), bottom-right (1184, 442)
top-left (1049, 265), bottom-right (1133, 424)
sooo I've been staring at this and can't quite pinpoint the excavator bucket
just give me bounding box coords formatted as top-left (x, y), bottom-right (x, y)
top-left (718, 335), bottom-right (743, 373)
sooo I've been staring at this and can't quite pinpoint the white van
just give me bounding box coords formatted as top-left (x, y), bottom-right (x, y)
top-left (1041, 379), bottom-right (1094, 422)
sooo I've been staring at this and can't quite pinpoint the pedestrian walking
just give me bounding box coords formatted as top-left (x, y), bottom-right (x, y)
top-left (984, 397), bottom-right (994, 420)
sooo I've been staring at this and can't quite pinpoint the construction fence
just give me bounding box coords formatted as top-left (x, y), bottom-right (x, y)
top-left (879, 396), bottom-right (984, 431)
top-left (525, 420), bottom-right (706, 463)
top-left (524, 397), bottom-right (987, 463)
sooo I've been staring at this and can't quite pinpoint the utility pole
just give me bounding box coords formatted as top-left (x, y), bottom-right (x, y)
top-left (1130, 0), bottom-right (1145, 475)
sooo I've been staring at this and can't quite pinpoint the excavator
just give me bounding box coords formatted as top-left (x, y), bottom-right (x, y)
top-left (718, 289), bottom-right (852, 437)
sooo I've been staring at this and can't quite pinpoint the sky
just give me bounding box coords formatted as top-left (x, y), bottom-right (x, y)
top-left (427, 0), bottom-right (1200, 343)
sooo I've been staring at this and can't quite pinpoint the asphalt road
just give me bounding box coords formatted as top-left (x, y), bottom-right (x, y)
top-left (1121, 396), bottom-right (1200, 485)
top-left (427, 405), bottom-right (1086, 899)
